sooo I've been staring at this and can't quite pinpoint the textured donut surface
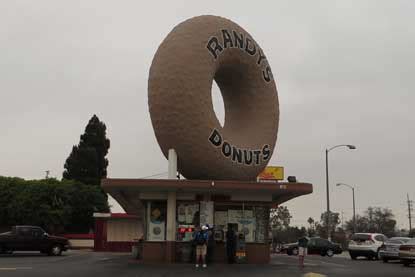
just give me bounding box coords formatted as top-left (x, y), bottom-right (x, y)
top-left (148, 15), bottom-right (279, 180)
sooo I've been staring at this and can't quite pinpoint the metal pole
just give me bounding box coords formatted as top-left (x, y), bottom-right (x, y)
top-left (352, 187), bottom-right (356, 233)
top-left (325, 149), bottom-right (331, 241)
top-left (408, 193), bottom-right (412, 233)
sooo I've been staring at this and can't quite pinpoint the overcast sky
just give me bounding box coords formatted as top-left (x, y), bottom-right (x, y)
top-left (1, 0), bottom-right (414, 228)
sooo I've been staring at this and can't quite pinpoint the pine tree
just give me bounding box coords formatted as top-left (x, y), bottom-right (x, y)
top-left (63, 115), bottom-right (110, 187)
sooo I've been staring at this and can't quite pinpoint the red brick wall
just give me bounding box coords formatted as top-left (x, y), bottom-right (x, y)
top-left (142, 242), bottom-right (166, 262)
top-left (94, 219), bottom-right (107, 251)
top-left (105, 241), bottom-right (135, 252)
top-left (246, 243), bottom-right (270, 264)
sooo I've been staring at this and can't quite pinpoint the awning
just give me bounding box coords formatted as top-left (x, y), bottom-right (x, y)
top-left (102, 178), bottom-right (313, 215)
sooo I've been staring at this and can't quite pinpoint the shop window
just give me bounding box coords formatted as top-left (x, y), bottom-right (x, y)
top-left (174, 201), bottom-right (269, 244)
top-left (176, 202), bottom-right (199, 242)
top-left (213, 204), bottom-right (268, 243)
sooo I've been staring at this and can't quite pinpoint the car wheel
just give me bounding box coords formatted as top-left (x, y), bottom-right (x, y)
top-left (326, 249), bottom-right (334, 257)
top-left (403, 261), bottom-right (410, 267)
top-left (49, 245), bottom-right (62, 256)
top-left (382, 258), bottom-right (388, 263)
top-left (292, 248), bottom-right (299, 256)
top-left (349, 252), bottom-right (357, 260)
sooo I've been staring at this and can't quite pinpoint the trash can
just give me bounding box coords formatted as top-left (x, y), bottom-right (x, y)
top-left (236, 233), bottom-right (247, 264)
top-left (131, 239), bottom-right (143, 259)
top-left (132, 245), bottom-right (139, 259)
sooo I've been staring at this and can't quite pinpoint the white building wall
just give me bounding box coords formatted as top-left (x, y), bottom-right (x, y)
top-left (107, 219), bottom-right (143, 242)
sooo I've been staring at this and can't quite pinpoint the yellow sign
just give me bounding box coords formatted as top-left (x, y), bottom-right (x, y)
top-left (258, 166), bottom-right (284, 180)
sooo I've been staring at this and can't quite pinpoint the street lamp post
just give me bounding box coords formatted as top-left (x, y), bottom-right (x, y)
top-left (337, 183), bottom-right (356, 233)
top-left (325, 144), bottom-right (356, 241)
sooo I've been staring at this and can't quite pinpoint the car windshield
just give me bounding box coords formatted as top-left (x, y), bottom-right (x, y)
top-left (399, 238), bottom-right (411, 243)
top-left (405, 239), bottom-right (415, 245)
top-left (386, 239), bottom-right (404, 244)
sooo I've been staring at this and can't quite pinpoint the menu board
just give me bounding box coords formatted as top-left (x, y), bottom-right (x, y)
top-left (228, 210), bottom-right (254, 223)
top-left (228, 210), bottom-right (242, 223)
top-left (177, 204), bottom-right (186, 223)
top-left (214, 211), bottom-right (228, 228)
top-left (199, 201), bottom-right (214, 226)
top-left (185, 204), bottom-right (199, 224)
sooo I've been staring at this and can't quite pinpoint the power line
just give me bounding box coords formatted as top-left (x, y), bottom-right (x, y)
top-left (140, 172), bottom-right (169, 179)
top-left (407, 193), bottom-right (413, 232)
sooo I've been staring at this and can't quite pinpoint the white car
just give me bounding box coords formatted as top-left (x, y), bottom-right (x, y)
top-left (348, 233), bottom-right (387, 260)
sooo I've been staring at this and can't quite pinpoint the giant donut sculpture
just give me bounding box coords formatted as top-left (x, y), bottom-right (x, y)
top-left (148, 15), bottom-right (279, 181)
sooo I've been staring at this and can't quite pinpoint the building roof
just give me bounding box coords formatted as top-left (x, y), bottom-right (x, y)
top-left (102, 178), bottom-right (313, 215)
top-left (93, 212), bottom-right (140, 219)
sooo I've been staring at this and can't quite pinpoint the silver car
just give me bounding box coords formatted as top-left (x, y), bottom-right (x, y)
top-left (399, 238), bottom-right (415, 267)
top-left (379, 237), bottom-right (411, 263)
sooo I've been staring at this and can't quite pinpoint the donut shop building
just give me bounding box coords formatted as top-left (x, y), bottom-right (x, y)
top-left (102, 15), bottom-right (313, 264)
top-left (102, 177), bottom-right (312, 264)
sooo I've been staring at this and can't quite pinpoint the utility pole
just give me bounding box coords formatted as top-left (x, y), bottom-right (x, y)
top-left (408, 193), bottom-right (413, 233)
top-left (45, 170), bottom-right (50, 179)
top-left (325, 149), bottom-right (330, 240)
top-left (341, 211), bottom-right (345, 229)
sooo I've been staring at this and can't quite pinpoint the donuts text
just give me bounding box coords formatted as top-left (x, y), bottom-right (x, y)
top-left (208, 129), bottom-right (271, 165)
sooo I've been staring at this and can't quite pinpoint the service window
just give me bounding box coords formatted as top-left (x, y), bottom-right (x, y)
top-left (176, 202), bottom-right (199, 242)
top-left (213, 204), bottom-right (268, 243)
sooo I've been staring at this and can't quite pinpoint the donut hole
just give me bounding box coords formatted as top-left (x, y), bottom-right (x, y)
top-left (211, 81), bottom-right (225, 127)
top-left (214, 64), bottom-right (260, 141)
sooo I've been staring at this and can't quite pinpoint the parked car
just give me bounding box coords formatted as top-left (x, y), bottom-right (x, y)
top-left (399, 238), bottom-right (415, 267)
top-left (271, 241), bottom-right (286, 253)
top-left (348, 233), bottom-right (387, 260)
top-left (286, 237), bottom-right (342, 257)
top-left (0, 226), bottom-right (70, 256)
top-left (379, 237), bottom-right (411, 263)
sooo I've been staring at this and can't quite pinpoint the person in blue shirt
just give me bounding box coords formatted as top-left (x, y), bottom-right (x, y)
top-left (194, 225), bottom-right (209, 268)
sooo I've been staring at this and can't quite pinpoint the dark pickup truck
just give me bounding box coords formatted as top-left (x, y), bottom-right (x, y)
top-left (0, 226), bottom-right (70, 256)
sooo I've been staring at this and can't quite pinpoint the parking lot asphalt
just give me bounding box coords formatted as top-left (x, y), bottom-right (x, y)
top-left (0, 250), bottom-right (414, 277)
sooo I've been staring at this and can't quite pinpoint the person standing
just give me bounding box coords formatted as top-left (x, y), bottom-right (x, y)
top-left (206, 225), bottom-right (215, 264)
top-left (226, 225), bottom-right (237, 264)
top-left (194, 225), bottom-right (209, 268)
top-left (298, 236), bottom-right (309, 269)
